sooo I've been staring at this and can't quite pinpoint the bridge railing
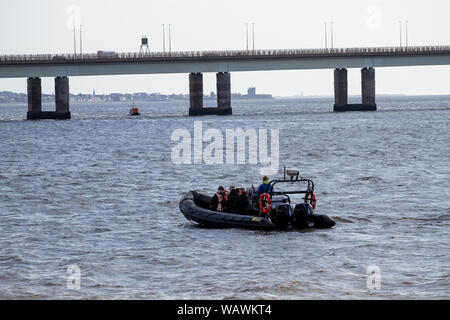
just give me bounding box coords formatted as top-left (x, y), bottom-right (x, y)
top-left (1, 45), bottom-right (450, 63)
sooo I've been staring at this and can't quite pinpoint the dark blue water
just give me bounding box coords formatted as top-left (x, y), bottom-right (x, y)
top-left (0, 96), bottom-right (449, 299)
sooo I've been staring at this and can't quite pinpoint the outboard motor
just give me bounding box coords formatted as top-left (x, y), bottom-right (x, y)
top-left (269, 204), bottom-right (291, 230)
top-left (292, 203), bottom-right (314, 229)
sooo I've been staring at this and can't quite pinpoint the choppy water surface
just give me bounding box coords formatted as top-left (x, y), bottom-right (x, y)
top-left (0, 96), bottom-right (449, 299)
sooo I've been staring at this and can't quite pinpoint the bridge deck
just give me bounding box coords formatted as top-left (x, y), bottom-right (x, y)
top-left (1, 46), bottom-right (450, 78)
top-left (1, 46), bottom-right (450, 65)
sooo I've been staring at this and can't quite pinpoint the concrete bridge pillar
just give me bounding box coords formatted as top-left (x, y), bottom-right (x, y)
top-left (188, 72), bottom-right (232, 116)
top-left (334, 68), bottom-right (348, 107)
top-left (55, 76), bottom-right (71, 118)
top-left (333, 68), bottom-right (377, 112)
top-left (217, 72), bottom-right (232, 112)
top-left (27, 77), bottom-right (42, 118)
top-left (26, 76), bottom-right (71, 120)
top-left (189, 73), bottom-right (203, 115)
top-left (362, 67), bottom-right (376, 107)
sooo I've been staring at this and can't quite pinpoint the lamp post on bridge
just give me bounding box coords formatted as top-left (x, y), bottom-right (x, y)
top-left (161, 24), bottom-right (172, 53)
top-left (252, 22), bottom-right (255, 51)
top-left (80, 24), bottom-right (83, 57)
top-left (246, 23), bottom-right (249, 52)
top-left (398, 20), bottom-right (409, 48)
top-left (324, 21), bottom-right (334, 49)
top-left (245, 22), bottom-right (255, 52)
top-left (330, 21), bottom-right (334, 49)
top-left (162, 24), bottom-right (166, 53)
top-left (72, 21), bottom-right (83, 57)
top-left (405, 20), bottom-right (408, 47)
top-left (169, 24), bottom-right (172, 52)
top-left (73, 22), bottom-right (77, 56)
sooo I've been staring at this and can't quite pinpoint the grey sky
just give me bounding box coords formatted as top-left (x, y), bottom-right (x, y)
top-left (1, 0), bottom-right (449, 96)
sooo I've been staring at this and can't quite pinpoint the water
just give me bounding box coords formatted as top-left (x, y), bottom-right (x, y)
top-left (0, 96), bottom-right (449, 299)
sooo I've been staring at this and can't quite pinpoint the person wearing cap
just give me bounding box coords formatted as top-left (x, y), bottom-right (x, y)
top-left (257, 176), bottom-right (273, 195)
top-left (209, 186), bottom-right (228, 211)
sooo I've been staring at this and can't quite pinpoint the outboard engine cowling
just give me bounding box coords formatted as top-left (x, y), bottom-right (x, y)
top-left (269, 203), bottom-right (291, 230)
top-left (292, 203), bottom-right (314, 229)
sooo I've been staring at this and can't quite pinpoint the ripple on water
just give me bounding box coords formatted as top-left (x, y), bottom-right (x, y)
top-left (331, 217), bottom-right (354, 223)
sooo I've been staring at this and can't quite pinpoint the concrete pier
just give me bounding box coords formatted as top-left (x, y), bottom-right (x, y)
top-left (217, 72), bottom-right (231, 110)
top-left (26, 77), bottom-right (42, 119)
top-left (334, 68), bottom-right (348, 108)
top-left (55, 76), bottom-right (71, 118)
top-left (334, 68), bottom-right (377, 112)
top-left (362, 67), bottom-right (376, 107)
top-left (189, 73), bottom-right (203, 116)
top-left (27, 76), bottom-right (71, 120)
top-left (188, 72), bottom-right (232, 116)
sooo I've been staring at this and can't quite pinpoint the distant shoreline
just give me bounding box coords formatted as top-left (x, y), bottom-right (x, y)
top-left (1, 93), bottom-right (450, 105)
top-left (0, 91), bottom-right (274, 104)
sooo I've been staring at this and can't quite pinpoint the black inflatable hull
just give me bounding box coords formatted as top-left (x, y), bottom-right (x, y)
top-left (179, 191), bottom-right (275, 231)
top-left (179, 191), bottom-right (335, 231)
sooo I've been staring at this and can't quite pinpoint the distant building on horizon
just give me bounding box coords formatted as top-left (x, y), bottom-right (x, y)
top-left (237, 87), bottom-right (272, 100)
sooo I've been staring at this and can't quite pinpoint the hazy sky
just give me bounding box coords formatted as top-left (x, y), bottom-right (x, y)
top-left (1, 0), bottom-right (449, 96)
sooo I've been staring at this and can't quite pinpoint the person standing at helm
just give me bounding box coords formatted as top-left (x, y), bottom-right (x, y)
top-left (257, 176), bottom-right (272, 195)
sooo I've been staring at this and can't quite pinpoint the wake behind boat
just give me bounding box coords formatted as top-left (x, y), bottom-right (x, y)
top-left (179, 169), bottom-right (336, 231)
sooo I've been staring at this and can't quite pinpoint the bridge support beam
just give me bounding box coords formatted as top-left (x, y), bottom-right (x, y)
top-left (334, 68), bottom-right (348, 108)
top-left (361, 67), bottom-right (376, 107)
top-left (333, 68), bottom-right (377, 112)
top-left (188, 72), bottom-right (232, 116)
top-left (27, 77), bottom-right (71, 120)
top-left (189, 73), bottom-right (204, 115)
top-left (55, 76), bottom-right (71, 118)
top-left (216, 72), bottom-right (232, 114)
top-left (26, 77), bottom-right (42, 119)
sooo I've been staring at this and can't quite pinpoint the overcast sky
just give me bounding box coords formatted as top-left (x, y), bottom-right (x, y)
top-left (1, 0), bottom-right (449, 96)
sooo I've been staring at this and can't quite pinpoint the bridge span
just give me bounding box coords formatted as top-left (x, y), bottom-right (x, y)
top-left (1, 45), bottom-right (449, 119)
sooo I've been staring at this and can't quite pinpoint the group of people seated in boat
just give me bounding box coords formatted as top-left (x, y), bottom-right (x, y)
top-left (209, 176), bottom-right (272, 214)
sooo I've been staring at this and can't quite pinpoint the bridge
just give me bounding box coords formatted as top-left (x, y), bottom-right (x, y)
top-left (1, 45), bottom-right (450, 119)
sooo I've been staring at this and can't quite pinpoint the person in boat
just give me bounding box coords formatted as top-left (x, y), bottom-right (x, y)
top-left (246, 185), bottom-right (259, 212)
top-left (209, 186), bottom-right (228, 212)
top-left (232, 188), bottom-right (249, 214)
top-left (257, 176), bottom-right (273, 195)
top-left (228, 186), bottom-right (239, 212)
top-left (227, 186), bottom-right (237, 211)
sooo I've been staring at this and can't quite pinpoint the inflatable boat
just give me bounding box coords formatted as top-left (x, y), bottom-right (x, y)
top-left (179, 169), bottom-right (336, 231)
top-left (180, 190), bottom-right (276, 230)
